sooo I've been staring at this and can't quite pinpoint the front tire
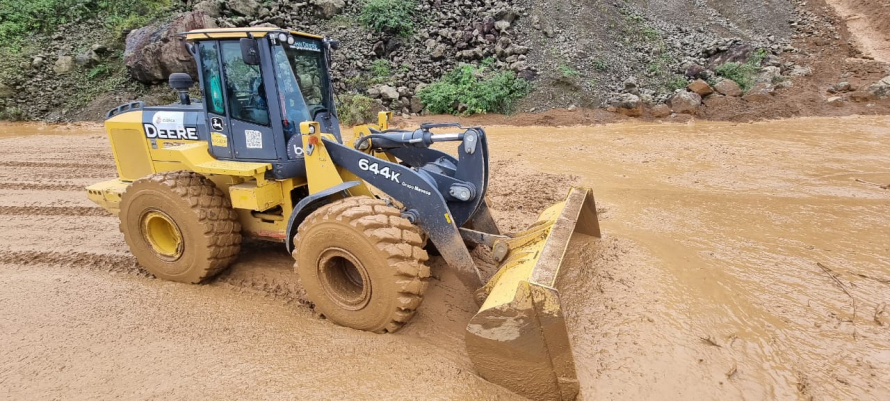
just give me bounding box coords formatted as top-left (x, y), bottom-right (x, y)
top-left (119, 171), bottom-right (242, 283)
top-left (293, 196), bottom-right (429, 333)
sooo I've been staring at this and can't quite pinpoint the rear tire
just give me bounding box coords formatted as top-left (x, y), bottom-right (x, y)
top-left (293, 196), bottom-right (429, 333)
top-left (119, 171), bottom-right (242, 283)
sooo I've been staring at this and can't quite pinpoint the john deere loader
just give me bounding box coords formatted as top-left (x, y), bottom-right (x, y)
top-left (86, 28), bottom-right (600, 400)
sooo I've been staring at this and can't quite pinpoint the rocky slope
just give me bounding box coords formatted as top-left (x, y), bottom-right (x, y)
top-left (0, 0), bottom-right (887, 122)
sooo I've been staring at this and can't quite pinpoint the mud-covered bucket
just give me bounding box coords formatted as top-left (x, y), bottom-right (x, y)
top-left (465, 187), bottom-right (600, 400)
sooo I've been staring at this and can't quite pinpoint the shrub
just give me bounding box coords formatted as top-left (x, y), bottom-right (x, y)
top-left (337, 94), bottom-right (379, 126)
top-left (714, 48), bottom-right (769, 91)
top-left (558, 64), bottom-right (580, 78)
top-left (359, 0), bottom-right (415, 36)
top-left (665, 75), bottom-right (688, 92)
top-left (370, 59), bottom-right (390, 79)
top-left (418, 64), bottom-right (531, 115)
top-left (0, 0), bottom-right (171, 49)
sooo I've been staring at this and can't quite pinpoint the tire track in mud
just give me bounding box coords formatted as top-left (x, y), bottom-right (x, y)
top-left (0, 206), bottom-right (110, 217)
top-left (0, 182), bottom-right (85, 191)
top-left (0, 248), bottom-right (308, 302)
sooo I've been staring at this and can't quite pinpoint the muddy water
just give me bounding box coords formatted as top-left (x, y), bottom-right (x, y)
top-left (486, 116), bottom-right (890, 400)
top-left (0, 116), bottom-right (888, 400)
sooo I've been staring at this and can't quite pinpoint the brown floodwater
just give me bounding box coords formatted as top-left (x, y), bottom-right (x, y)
top-left (0, 116), bottom-right (888, 400)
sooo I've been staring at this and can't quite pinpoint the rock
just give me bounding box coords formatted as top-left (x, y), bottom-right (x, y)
top-left (826, 96), bottom-right (844, 107)
top-left (867, 76), bottom-right (890, 99)
top-left (832, 82), bottom-right (853, 93)
top-left (0, 82), bottom-right (13, 98)
top-left (623, 77), bottom-right (639, 95)
top-left (494, 20), bottom-right (511, 32)
top-left (125, 11), bottom-right (217, 83)
top-left (314, 0), bottom-right (345, 19)
top-left (789, 65), bottom-right (812, 77)
top-left (31, 57), bottom-right (45, 68)
top-left (755, 66), bottom-right (781, 85)
top-left (431, 44), bottom-right (447, 60)
top-left (567, 104), bottom-right (577, 111)
top-left (410, 96), bottom-right (424, 113)
top-left (612, 93), bottom-right (641, 117)
top-left (228, 0), bottom-right (259, 17)
top-left (367, 86), bottom-right (381, 98)
top-left (193, 0), bottom-right (221, 18)
top-left (53, 56), bottom-right (74, 74)
top-left (91, 44), bottom-right (108, 55)
top-left (742, 83), bottom-right (774, 102)
top-left (75, 50), bottom-right (100, 68)
top-left (706, 42), bottom-right (754, 69)
top-left (650, 104), bottom-right (671, 118)
top-left (377, 85), bottom-right (399, 101)
top-left (686, 79), bottom-right (714, 97)
top-left (669, 90), bottom-right (701, 114)
top-left (714, 79), bottom-right (742, 97)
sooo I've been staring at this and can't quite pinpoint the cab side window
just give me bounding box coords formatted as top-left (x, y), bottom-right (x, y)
top-left (221, 41), bottom-right (270, 126)
top-left (199, 42), bottom-right (225, 115)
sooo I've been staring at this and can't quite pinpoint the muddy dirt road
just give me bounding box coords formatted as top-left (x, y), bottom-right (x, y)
top-left (1, 117), bottom-right (889, 400)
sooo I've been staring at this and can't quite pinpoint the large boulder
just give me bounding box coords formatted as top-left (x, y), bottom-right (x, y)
top-left (868, 76), bottom-right (890, 99)
top-left (686, 79), bottom-right (714, 97)
top-left (611, 93), bottom-right (642, 117)
top-left (742, 83), bottom-right (774, 102)
top-left (669, 90), bottom-right (701, 114)
top-left (227, 0), bottom-right (259, 17)
top-left (125, 11), bottom-right (217, 84)
top-left (193, 0), bottom-right (221, 18)
top-left (714, 79), bottom-right (742, 97)
top-left (314, 0), bottom-right (345, 19)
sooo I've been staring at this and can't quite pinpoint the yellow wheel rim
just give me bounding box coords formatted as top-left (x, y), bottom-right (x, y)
top-left (140, 210), bottom-right (183, 260)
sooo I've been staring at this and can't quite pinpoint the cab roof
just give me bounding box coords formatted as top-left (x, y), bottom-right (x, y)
top-left (182, 27), bottom-right (322, 41)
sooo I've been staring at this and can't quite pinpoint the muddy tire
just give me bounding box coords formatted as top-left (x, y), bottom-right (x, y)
top-left (293, 196), bottom-right (429, 333)
top-left (119, 171), bottom-right (241, 283)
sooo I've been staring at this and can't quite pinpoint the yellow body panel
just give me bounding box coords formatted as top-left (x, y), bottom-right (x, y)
top-left (230, 181), bottom-right (283, 211)
top-left (106, 111), bottom-right (153, 181)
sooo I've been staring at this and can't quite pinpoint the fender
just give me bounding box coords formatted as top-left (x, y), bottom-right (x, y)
top-left (324, 139), bottom-right (484, 290)
top-left (285, 180), bottom-right (362, 253)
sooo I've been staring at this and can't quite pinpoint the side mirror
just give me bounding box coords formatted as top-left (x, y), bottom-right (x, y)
top-left (240, 38), bottom-right (260, 65)
top-left (327, 39), bottom-right (340, 51)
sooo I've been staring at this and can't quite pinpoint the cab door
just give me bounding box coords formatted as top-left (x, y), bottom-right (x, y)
top-left (218, 40), bottom-right (278, 161)
top-left (197, 40), bottom-right (233, 159)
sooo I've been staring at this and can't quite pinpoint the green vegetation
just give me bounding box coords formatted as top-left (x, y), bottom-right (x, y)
top-left (714, 48), bottom-right (768, 91)
top-left (0, 0), bottom-right (171, 49)
top-left (337, 94), bottom-right (378, 126)
top-left (665, 75), bottom-right (688, 92)
top-left (418, 64), bottom-right (531, 115)
top-left (592, 58), bottom-right (609, 72)
top-left (359, 0), bottom-right (416, 36)
top-left (370, 59), bottom-right (390, 79)
top-left (558, 64), bottom-right (580, 78)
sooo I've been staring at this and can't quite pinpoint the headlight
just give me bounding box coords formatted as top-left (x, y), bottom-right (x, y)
top-left (278, 32), bottom-right (288, 42)
top-left (287, 35), bottom-right (295, 45)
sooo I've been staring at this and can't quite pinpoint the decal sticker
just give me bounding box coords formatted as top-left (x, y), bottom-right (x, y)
top-left (286, 134), bottom-right (305, 160)
top-left (358, 159), bottom-right (401, 183)
top-left (144, 111), bottom-right (198, 140)
top-left (245, 130), bottom-right (263, 149)
top-left (445, 213), bottom-right (452, 224)
top-left (211, 117), bottom-right (225, 131)
top-left (211, 132), bottom-right (228, 147)
top-left (290, 38), bottom-right (322, 52)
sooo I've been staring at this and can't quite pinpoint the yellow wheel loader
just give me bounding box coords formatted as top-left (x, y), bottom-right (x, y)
top-left (86, 27), bottom-right (600, 400)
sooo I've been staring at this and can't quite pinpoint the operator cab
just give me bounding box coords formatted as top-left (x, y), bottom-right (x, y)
top-left (184, 28), bottom-right (341, 179)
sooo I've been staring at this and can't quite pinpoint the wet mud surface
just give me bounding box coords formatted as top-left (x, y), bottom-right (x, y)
top-left (1, 117), bottom-right (889, 399)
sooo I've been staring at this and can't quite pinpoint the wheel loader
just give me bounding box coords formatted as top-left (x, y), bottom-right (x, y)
top-left (86, 27), bottom-right (600, 400)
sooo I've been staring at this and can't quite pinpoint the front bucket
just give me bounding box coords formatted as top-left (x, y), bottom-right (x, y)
top-left (465, 187), bottom-right (600, 400)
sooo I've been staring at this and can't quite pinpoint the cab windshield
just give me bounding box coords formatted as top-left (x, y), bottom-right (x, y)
top-left (271, 37), bottom-right (331, 136)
